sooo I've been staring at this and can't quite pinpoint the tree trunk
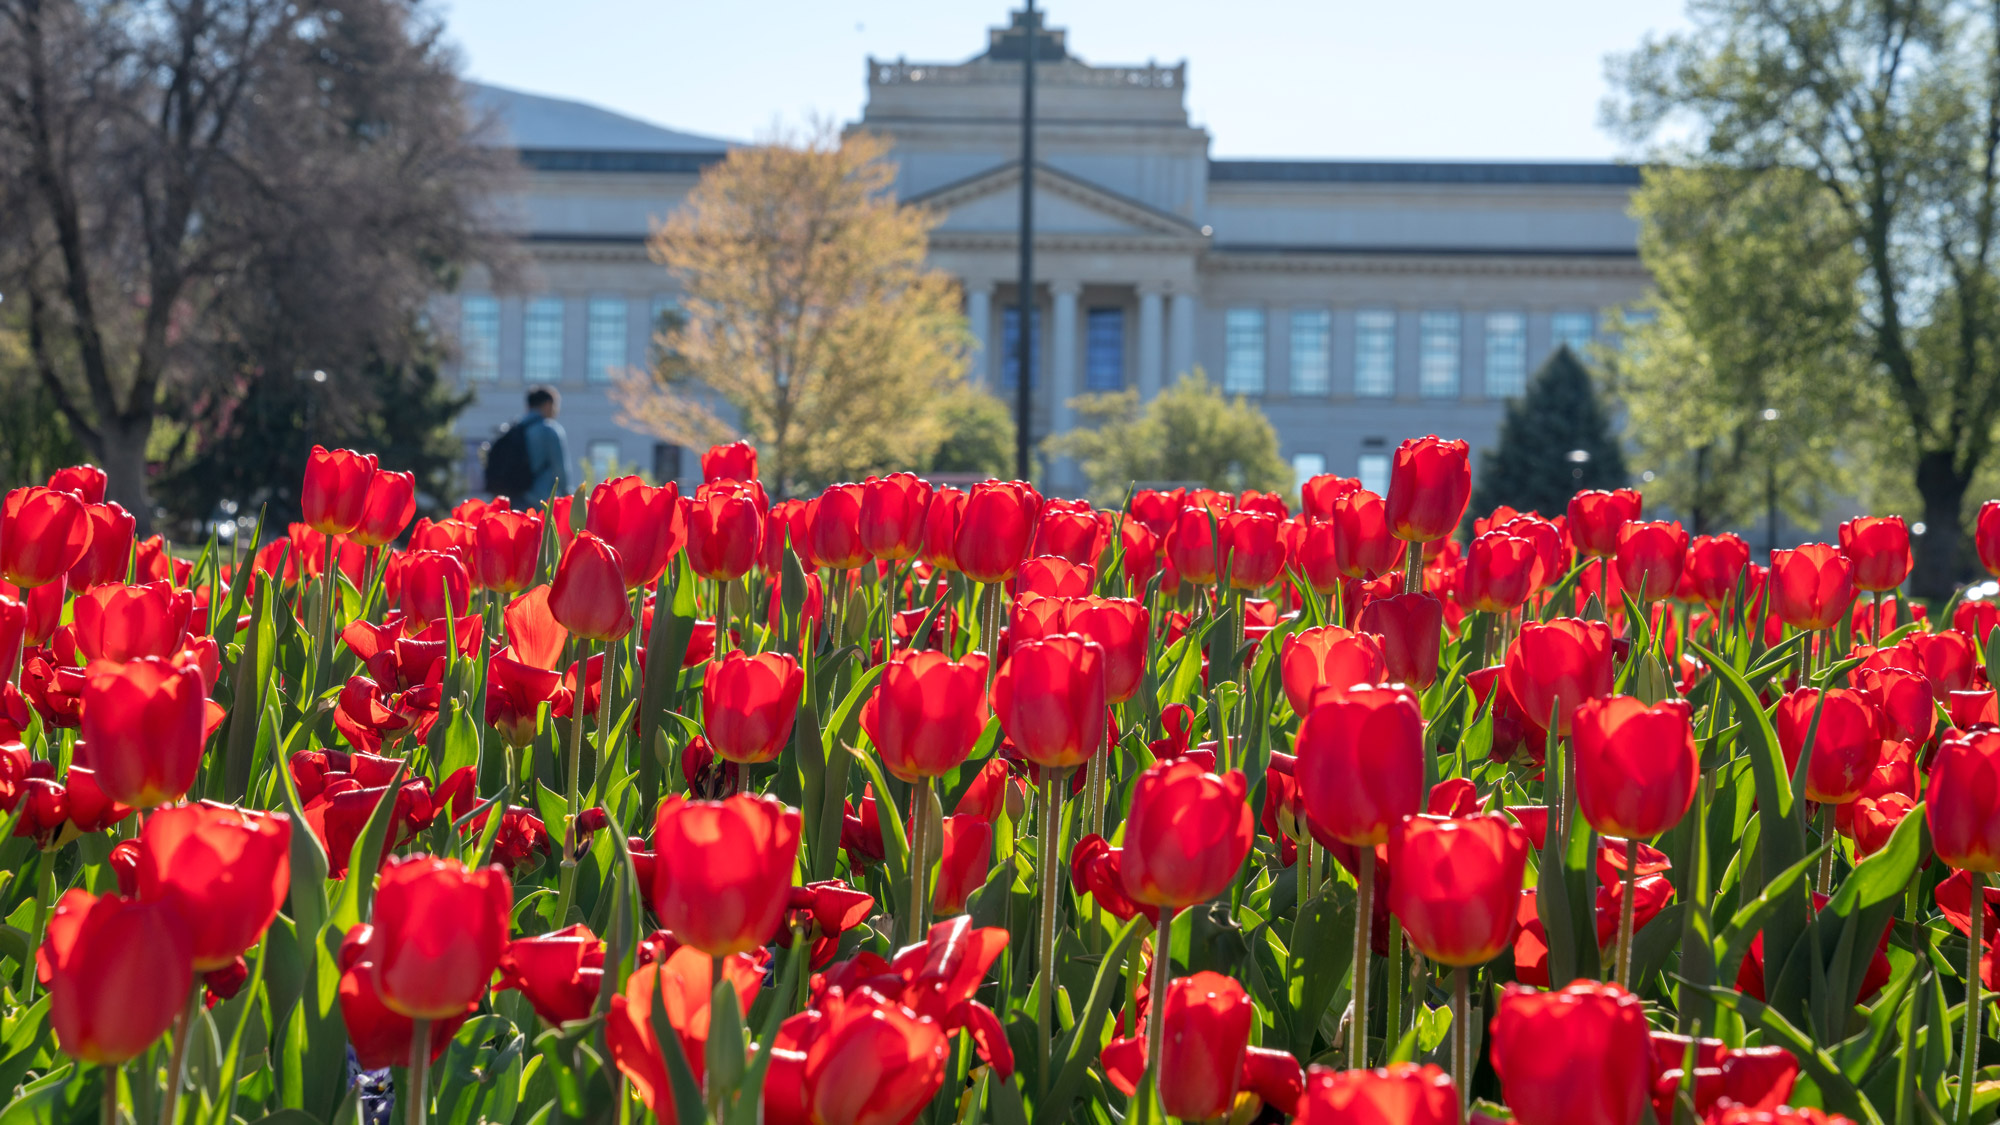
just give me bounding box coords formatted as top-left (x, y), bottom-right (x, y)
top-left (96, 420), bottom-right (156, 539)
top-left (1912, 449), bottom-right (1969, 601)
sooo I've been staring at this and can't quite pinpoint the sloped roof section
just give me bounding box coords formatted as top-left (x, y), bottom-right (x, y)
top-left (467, 82), bottom-right (732, 154)
top-left (1210, 160), bottom-right (1643, 186)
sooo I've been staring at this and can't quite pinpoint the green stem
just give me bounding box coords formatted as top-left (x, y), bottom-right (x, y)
top-left (910, 776), bottom-right (933, 944)
top-left (1351, 847), bottom-right (1374, 1068)
top-left (103, 1063), bottom-right (119, 1125)
top-left (1036, 772), bottom-right (1067, 1093)
top-left (1404, 540), bottom-right (1424, 594)
top-left (1616, 837), bottom-right (1637, 989)
top-left (1453, 967), bottom-right (1472, 1112)
top-left (22, 852), bottom-right (52, 1000)
top-left (1959, 870), bottom-right (1985, 1124)
top-left (1142, 906), bottom-right (1177, 1124)
top-left (1819, 803), bottom-right (1838, 897)
top-left (407, 1017), bottom-right (430, 1125)
top-left (159, 984), bottom-right (202, 1125)
top-left (1386, 918), bottom-right (1405, 1060)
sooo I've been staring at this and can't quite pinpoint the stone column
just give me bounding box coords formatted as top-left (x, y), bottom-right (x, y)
top-left (1137, 286), bottom-right (1165, 400)
top-left (966, 283), bottom-right (993, 388)
top-left (1050, 281), bottom-right (1081, 436)
top-left (1168, 290), bottom-right (1197, 386)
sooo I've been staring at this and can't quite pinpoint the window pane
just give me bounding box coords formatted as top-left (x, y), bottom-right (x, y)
top-left (587, 298), bottom-right (628, 383)
top-left (1001, 306), bottom-right (1041, 388)
top-left (1484, 311), bottom-right (1527, 397)
top-left (1224, 308), bottom-right (1266, 394)
top-left (1291, 452), bottom-right (1327, 488)
top-left (524, 297), bottom-right (564, 384)
top-left (1357, 453), bottom-right (1390, 497)
top-left (1085, 307), bottom-right (1125, 391)
top-left (1290, 310), bottom-right (1330, 396)
top-left (460, 296), bottom-right (499, 382)
top-left (1552, 311), bottom-right (1596, 357)
top-left (1419, 310), bottom-right (1460, 399)
top-left (652, 442), bottom-right (683, 484)
top-left (587, 440), bottom-right (621, 482)
top-left (1354, 310), bottom-right (1395, 397)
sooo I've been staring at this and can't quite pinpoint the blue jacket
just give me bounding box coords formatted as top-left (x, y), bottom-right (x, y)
top-left (519, 413), bottom-right (573, 502)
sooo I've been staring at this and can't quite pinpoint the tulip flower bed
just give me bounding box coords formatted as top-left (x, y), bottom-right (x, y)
top-left (3, 438), bottom-right (2000, 1125)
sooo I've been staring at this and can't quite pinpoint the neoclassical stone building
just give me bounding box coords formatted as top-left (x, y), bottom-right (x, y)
top-left (450, 9), bottom-right (1649, 496)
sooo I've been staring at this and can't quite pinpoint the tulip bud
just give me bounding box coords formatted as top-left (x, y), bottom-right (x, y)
top-left (1491, 981), bottom-right (1651, 1125)
top-left (702, 650), bottom-right (805, 765)
top-left (78, 656), bottom-right (208, 808)
top-left (351, 470), bottom-right (417, 548)
top-left (652, 793), bottom-right (800, 957)
top-left (1119, 759), bottom-right (1253, 910)
top-left (367, 855), bottom-right (513, 1020)
top-left (1388, 813), bottom-right (1532, 967)
top-left (865, 650), bottom-right (990, 780)
top-left (1295, 1063), bottom-right (1460, 1125)
top-left (586, 476), bottom-right (685, 590)
top-left (39, 889), bottom-right (194, 1063)
top-left (302, 446), bottom-right (379, 535)
top-left (136, 803), bottom-right (292, 970)
top-left (1, 485), bottom-right (93, 589)
top-left (548, 531), bottom-right (635, 642)
top-left (1295, 684), bottom-right (1425, 847)
top-left (1385, 436), bottom-right (1471, 543)
top-left (1573, 696), bottom-right (1700, 839)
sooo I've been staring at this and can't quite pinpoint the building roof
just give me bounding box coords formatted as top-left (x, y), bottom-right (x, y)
top-left (1209, 160), bottom-right (1644, 186)
top-left (467, 82), bottom-right (732, 154)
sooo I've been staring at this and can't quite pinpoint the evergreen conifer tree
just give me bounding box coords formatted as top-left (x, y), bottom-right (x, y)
top-left (1469, 345), bottom-right (1629, 522)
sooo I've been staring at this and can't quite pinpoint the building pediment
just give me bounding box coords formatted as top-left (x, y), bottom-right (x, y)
top-left (908, 161), bottom-right (1204, 243)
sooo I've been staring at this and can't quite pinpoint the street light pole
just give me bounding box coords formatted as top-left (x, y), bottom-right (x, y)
top-left (1762, 407), bottom-right (1781, 559)
top-left (1014, 1), bottom-right (1037, 483)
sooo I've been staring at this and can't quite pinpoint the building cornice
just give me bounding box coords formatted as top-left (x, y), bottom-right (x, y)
top-left (910, 160), bottom-right (1205, 239)
top-left (1204, 247), bottom-right (1648, 277)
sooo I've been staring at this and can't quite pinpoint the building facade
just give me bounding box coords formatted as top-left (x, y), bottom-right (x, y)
top-left (448, 10), bottom-right (1649, 497)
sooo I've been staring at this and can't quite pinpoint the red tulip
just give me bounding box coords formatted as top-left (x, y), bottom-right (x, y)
top-left (351, 470), bottom-right (417, 548)
top-left (1222, 510), bottom-right (1287, 589)
top-left (1928, 729), bottom-right (2000, 872)
top-left (653, 793), bottom-right (801, 956)
top-left (1280, 626), bottom-right (1388, 713)
top-left (991, 633), bottom-right (1106, 771)
top-left (1031, 499), bottom-right (1106, 566)
top-left (1857, 666), bottom-right (1936, 745)
top-left (1295, 684), bottom-right (1425, 846)
top-left (703, 650), bottom-right (804, 765)
top-left (1166, 505), bottom-right (1222, 586)
top-left (498, 923), bottom-right (605, 1027)
top-left (38, 888), bottom-right (193, 1063)
top-left (1567, 489), bottom-right (1642, 558)
top-left (1146, 973), bottom-right (1255, 1120)
top-left (1897, 630), bottom-right (1981, 699)
top-left (78, 657), bottom-right (207, 808)
top-left (1773, 688), bottom-right (1880, 805)
top-left (1684, 533), bottom-right (1751, 607)
top-left (1464, 530), bottom-right (1541, 613)
top-left (1061, 596), bottom-right (1149, 704)
top-left (1491, 980), bottom-right (1651, 1125)
top-left (864, 650), bottom-right (990, 780)
top-left (689, 482), bottom-right (764, 582)
top-left (1295, 1063), bottom-right (1459, 1125)
top-left (471, 509), bottom-right (544, 594)
top-left (933, 815), bottom-right (993, 916)
top-left (760, 498), bottom-right (808, 572)
top-left (1289, 518), bottom-right (1340, 596)
top-left (587, 476), bottom-right (684, 589)
top-left (135, 803), bottom-right (290, 971)
top-left (608, 944), bottom-right (764, 1113)
top-left (1330, 489), bottom-right (1400, 580)
top-left (1385, 436), bottom-right (1471, 543)
top-left (1017, 556), bottom-right (1094, 598)
top-left (1356, 592), bottom-right (1444, 689)
top-left (702, 440), bottom-right (759, 483)
top-left (807, 482), bottom-right (869, 570)
top-left (367, 855), bottom-right (512, 1019)
top-left (397, 549), bottom-right (471, 632)
top-left (2, 485), bottom-right (92, 588)
top-left (779, 989), bottom-right (951, 1125)
top-left (486, 647), bottom-right (565, 748)
top-left (1768, 544), bottom-right (1854, 631)
top-left (1300, 474), bottom-right (1361, 521)
top-left (336, 924), bottom-right (468, 1069)
top-left (302, 446), bottom-right (378, 535)
top-left (1573, 696), bottom-right (1700, 839)
top-left (1503, 618), bottom-right (1614, 736)
top-left (47, 464), bottom-right (107, 504)
top-left (921, 487), bottom-right (968, 572)
top-left (1120, 759), bottom-right (1254, 910)
top-left (548, 531), bottom-right (634, 641)
top-left (1613, 520), bottom-right (1687, 602)
top-left (65, 502), bottom-right (136, 590)
top-left (1389, 813), bottom-right (1532, 966)
top-left (71, 581), bottom-right (190, 662)
top-left (1981, 501), bottom-right (2000, 579)
top-left (1839, 516), bottom-right (1912, 593)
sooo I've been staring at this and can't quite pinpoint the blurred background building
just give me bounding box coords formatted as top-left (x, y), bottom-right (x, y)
top-left (448, 8), bottom-right (1648, 495)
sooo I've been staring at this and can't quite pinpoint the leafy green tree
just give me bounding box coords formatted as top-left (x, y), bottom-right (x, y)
top-left (1470, 346), bottom-right (1629, 522)
top-left (924, 385), bottom-right (1016, 478)
top-left (1047, 369), bottom-right (1289, 504)
top-left (1607, 166), bottom-right (1872, 537)
top-left (1609, 0), bottom-right (2000, 595)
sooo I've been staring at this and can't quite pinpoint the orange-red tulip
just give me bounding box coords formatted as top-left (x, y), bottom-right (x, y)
top-left (702, 650), bottom-right (804, 765)
top-left (607, 943), bottom-right (764, 1113)
top-left (703, 440), bottom-right (758, 484)
top-left (1839, 516), bottom-right (1912, 593)
top-left (953, 480), bottom-right (1041, 584)
top-left (351, 469), bottom-right (416, 548)
top-left (78, 656), bottom-right (208, 807)
top-left (548, 531), bottom-right (634, 642)
top-left (861, 473), bottom-right (934, 562)
top-left (587, 476), bottom-right (684, 589)
top-left (1684, 533), bottom-right (1751, 607)
top-left (1613, 520), bottom-right (1687, 603)
top-left (652, 793), bottom-right (801, 956)
top-left (864, 650), bottom-right (990, 780)
top-left (1295, 684), bottom-right (1424, 847)
top-left (1329, 489), bottom-right (1400, 580)
top-left (302, 446), bottom-right (378, 535)
top-left (136, 802), bottom-right (291, 971)
top-left (498, 923), bottom-right (605, 1027)
top-left (990, 633), bottom-right (1106, 771)
top-left (1061, 596), bottom-right (1149, 704)
top-left (1120, 759), bottom-right (1254, 910)
top-left (1280, 625), bottom-right (1387, 713)
top-left (1295, 1063), bottom-right (1460, 1125)
top-left (1463, 530), bottom-right (1540, 613)
top-left (1928, 729), bottom-right (2000, 872)
top-left (809, 482), bottom-right (869, 570)
top-left (1503, 618), bottom-right (1614, 736)
top-left (1567, 489), bottom-right (1641, 558)
top-left (1389, 813), bottom-right (1531, 966)
top-left (1, 485), bottom-right (92, 588)
top-left (65, 502), bottom-right (136, 590)
top-left (38, 888), bottom-right (193, 1063)
top-left (367, 855), bottom-right (512, 1019)
top-left (471, 509), bottom-right (544, 594)
top-left (1768, 544), bottom-right (1854, 631)
top-left (1491, 981), bottom-right (1651, 1125)
top-left (1773, 688), bottom-right (1881, 805)
top-left (688, 483), bottom-right (763, 582)
top-left (1573, 696), bottom-right (1699, 839)
top-left (921, 487), bottom-right (967, 573)
top-left (1223, 509), bottom-right (1287, 589)
top-left (337, 923), bottom-right (468, 1069)
top-left (1385, 436), bottom-right (1471, 543)
top-left (71, 580), bottom-right (190, 663)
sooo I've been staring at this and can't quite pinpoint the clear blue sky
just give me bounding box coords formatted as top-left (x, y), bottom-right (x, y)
top-left (442, 0), bottom-right (1692, 160)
